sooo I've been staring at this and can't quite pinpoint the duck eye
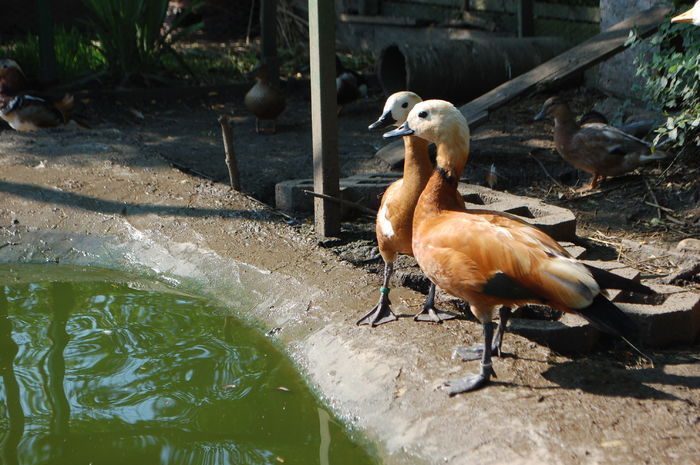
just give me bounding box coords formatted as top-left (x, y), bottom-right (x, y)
top-left (418, 111), bottom-right (428, 118)
top-left (401, 102), bottom-right (408, 108)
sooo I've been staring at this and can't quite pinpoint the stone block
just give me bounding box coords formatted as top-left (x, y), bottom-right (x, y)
top-left (457, 183), bottom-right (577, 241)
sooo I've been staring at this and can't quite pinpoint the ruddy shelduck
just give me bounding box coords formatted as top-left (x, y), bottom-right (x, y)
top-left (357, 91), bottom-right (460, 326)
top-left (385, 100), bottom-right (652, 394)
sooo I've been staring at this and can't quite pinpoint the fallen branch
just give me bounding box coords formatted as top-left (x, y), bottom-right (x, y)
top-left (218, 115), bottom-right (240, 191)
top-left (528, 152), bottom-right (564, 188)
top-left (303, 190), bottom-right (376, 215)
top-left (643, 177), bottom-right (662, 219)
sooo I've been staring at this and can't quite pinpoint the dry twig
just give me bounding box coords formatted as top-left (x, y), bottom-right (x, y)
top-left (303, 190), bottom-right (376, 216)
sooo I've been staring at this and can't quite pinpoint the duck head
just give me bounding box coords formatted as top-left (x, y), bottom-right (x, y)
top-left (534, 96), bottom-right (569, 121)
top-left (383, 99), bottom-right (469, 146)
top-left (368, 91), bottom-right (422, 130)
top-left (0, 58), bottom-right (27, 95)
top-left (672, 1), bottom-right (700, 25)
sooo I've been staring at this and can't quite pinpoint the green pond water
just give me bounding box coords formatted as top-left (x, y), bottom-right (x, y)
top-left (0, 264), bottom-right (378, 465)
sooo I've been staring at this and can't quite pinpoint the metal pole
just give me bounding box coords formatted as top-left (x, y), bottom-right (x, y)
top-left (308, 0), bottom-right (340, 237)
top-left (517, 0), bottom-right (534, 37)
top-left (36, 0), bottom-right (57, 82)
top-left (260, 0), bottom-right (279, 82)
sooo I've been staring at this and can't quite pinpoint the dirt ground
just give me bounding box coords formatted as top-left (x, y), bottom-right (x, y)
top-left (77, 80), bottom-right (700, 278)
top-left (1, 80), bottom-right (699, 465)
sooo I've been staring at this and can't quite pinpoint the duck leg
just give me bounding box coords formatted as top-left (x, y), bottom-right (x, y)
top-left (577, 173), bottom-right (605, 192)
top-left (357, 262), bottom-right (398, 326)
top-left (446, 321), bottom-right (496, 395)
top-left (413, 283), bottom-right (457, 323)
top-left (451, 307), bottom-right (511, 360)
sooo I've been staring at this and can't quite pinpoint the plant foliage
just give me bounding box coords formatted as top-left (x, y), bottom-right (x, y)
top-left (80, 0), bottom-right (203, 81)
top-left (627, 19), bottom-right (700, 148)
top-left (0, 27), bottom-right (104, 80)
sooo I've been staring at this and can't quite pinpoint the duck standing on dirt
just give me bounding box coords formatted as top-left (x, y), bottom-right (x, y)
top-left (357, 91), bottom-right (460, 327)
top-left (534, 96), bottom-right (669, 191)
top-left (384, 99), bottom-right (653, 395)
top-left (336, 55), bottom-right (367, 115)
top-left (244, 62), bottom-right (286, 134)
top-left (672, 1), bottom-right (700, 24)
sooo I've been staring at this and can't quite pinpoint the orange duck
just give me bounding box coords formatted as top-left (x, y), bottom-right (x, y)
top-left (384, 100), bottom-right (652, 394)
top-left (534, 96), bottom-right (669, 190)
top-left (357, 91), bottom-right (462, 326)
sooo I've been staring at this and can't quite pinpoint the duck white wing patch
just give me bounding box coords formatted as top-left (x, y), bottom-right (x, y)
top-left (378, 202), bottom-right (395, 237)
top-left (377, 179), bottom-right (402, 238)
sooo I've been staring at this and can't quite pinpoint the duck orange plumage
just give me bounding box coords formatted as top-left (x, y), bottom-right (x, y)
top-left (384, 100), bottom-right (652, 394)
top-left (357, 92), bottom-right (462, 326)
top-left (534, 96), bottom-right (669, 191)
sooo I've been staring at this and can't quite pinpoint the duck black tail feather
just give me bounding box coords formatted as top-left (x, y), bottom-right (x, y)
top-left (576, 294), bottom-right (639, 340)
top-left (584, 265), bottom-right (654, 294)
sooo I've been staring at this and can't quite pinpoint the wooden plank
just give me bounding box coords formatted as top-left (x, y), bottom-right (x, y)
top-left (308, 0), bottom-right (340, 237)
top-left (339, 14), bottom-right (421, 26)
top-left (459, 5), bottom-right (671, 124)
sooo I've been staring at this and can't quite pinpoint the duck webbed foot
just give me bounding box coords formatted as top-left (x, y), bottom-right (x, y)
top-left (452, 307), bottom-right (511, 360)
top-left (445, 362), bottom-right (495, 395)
top-left (413, 283), bottom-right (457, 323)
top-left (446, 321), bottom-right (497, 395)
top-left (356, 290), bottom-right (397, 326)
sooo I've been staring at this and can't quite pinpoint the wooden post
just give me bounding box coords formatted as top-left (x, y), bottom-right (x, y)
top-left (218, 115), bottom-right (240, 191)
top-left (308, 0), bottom-right (340, 237)
top-left (260, 0), bottom-right (279, 83)
top-left (517, 0), bottom-right (534, 37)
top-left (36, 0), bottom-right (57, 83)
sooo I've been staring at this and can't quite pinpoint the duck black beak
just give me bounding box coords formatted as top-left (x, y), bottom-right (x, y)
top-left (383, 121), bottom-right (414, 139)
top-left (368, 111), bottom-right (396, 130)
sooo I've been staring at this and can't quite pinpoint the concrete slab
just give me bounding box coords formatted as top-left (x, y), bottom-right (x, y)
top-left (615, 283), bottom-right (700, 347)
top-left (275, 173), bottom-right (400, 215)
top-left (276, 177), bottom-right (578, 245)
top-left (457, 183), bottom-right (577, 241)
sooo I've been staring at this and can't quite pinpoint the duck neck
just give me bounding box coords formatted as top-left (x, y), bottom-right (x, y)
top-left (416, 138), bottom-right (468, 219)
top-left (401, 135), bottom-right (432, 191)
top-left (553, 106), bottom-right (579, 143)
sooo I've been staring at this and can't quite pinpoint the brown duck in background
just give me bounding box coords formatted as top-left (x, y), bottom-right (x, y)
top-left (534, 96), bottom-right (669, 191)
top-left (244, 63), bottom-right (286, 134)
top-left (0, 93), bottom-right (75, 131)
top-left (336, 55), bottom-right (367, 115)
top-left (0, 58), bottom-right (28, 96)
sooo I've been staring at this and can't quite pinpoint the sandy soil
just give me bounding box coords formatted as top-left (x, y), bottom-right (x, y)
top-left (0, 82), bottom-right (698, 465)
